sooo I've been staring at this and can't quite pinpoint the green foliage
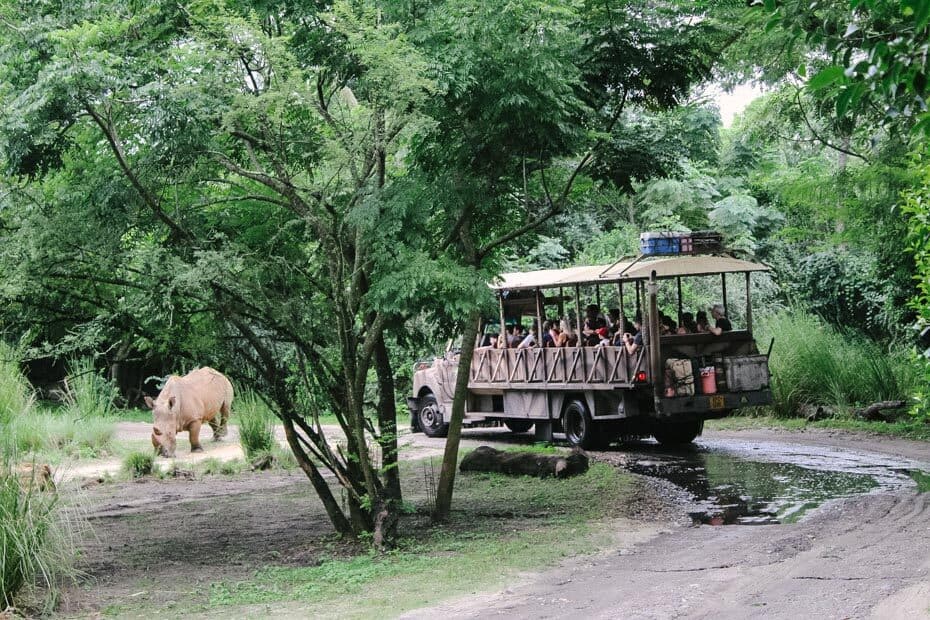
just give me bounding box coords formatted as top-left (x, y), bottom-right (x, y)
top-left (123, 451), bottom-right (155, 478)
top-left (757, 311), bottom-right (917, 417)
top-left (763, 0), bottom-right (930, 134)
top-left (237, 391), bottom-right (276, 460)
top-left (0, 464), bottom-right (80, 612)
top-left (63, 358), bottom-right (119, 420)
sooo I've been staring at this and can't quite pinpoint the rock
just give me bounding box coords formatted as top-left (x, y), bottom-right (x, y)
top-left (251, 454), bottom-right (275, 471)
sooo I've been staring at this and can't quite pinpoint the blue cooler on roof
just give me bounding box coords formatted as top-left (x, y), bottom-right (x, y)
top-left (640, 232), bottom-right (680, 256)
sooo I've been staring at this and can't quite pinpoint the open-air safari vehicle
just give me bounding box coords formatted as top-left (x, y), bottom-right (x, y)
top-left (408, 237), bottom-right (773, 448)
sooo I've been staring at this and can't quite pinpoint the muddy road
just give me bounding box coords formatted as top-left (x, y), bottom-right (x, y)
top-left (406, 427), bottom-right (930, 619)
top-left (60, 424), bottom-right (930, 618)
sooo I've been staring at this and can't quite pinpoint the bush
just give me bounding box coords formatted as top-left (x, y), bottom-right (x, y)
top-left (237, 391), bottom-right (276, 459)
top-left (0, 342), bottom-right (36, 458)
top-left (757, 311), bottom-right (918, 417)
top-left (63, 357), bottom-right (119, 420)
top-left (0, 469), bottom-right (73, 612)
top-left (123, 451), bottom-right (155, 478)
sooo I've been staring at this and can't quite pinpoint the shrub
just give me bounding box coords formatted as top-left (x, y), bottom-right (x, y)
top-left (757, 311), bottom-right (918, 417)
top-left (123, 451), bottom-right (155, 478)
top-left (237, 391), bottom-right (276, 459)
top-left (0, 342), bottom-right (36, 458)
top-left (63, 357), bottom-right (119, 420)
top-left (0, 463), bottom-right (81, 613)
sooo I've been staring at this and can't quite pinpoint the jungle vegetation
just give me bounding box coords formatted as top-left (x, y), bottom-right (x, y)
top-left (0, 0), bottom-right (929, 547)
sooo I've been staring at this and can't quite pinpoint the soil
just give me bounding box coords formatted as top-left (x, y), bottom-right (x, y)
top-left (53, 423), bottom-right (930, 619)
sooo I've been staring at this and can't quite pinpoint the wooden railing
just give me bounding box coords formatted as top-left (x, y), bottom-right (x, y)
top-left (468, 345), bottom-right (646, 390)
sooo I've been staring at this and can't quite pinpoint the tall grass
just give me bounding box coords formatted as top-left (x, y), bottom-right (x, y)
top-left (237, 391), bottom-right (276, 459)
top-left (757, 312), bottom-right (918, 417)
top-left (0, 351), bottom-right (116, 459)
top-left (0, 343), bottom-right (83, 612)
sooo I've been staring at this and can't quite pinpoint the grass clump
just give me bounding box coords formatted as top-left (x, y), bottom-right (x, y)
top-left (757, 311), bottom-right (918, 417)
top-left (123, 451), bottom-right (155, 478)
top-left (0, 465), bottom-right (81, 614)
top-left (237, 391), bottom-right (276, 459)
top-left (200, 458), bottom-right (245, 476)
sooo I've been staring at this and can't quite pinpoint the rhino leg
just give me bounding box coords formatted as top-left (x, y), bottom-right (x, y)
top-left (214, 400), bottom-right (230, 440)
top-left (209, 416), bottom-right (223, 441)
top-left (189, 420), bottom-right (204, 453)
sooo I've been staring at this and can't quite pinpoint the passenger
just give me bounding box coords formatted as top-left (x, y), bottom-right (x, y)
top-left (659, 314), bottom-right (675, 335)
top-left (555, 319), bottom-right (578, 347)
top-left (582, 319), bottom-right (600, 346)
top-left (518, 325), bottom-right (538, 348)
top-left (585, 304), bottom-right (600, 323)
top-left (678, 312), bottom-right (696, 334)
top-left (608, 308), bottom-right (621, 329)
top-left (540, 320), bottom-right (553, 347)
top-left (695, 310), bottom-right (709, 333)
top-left (544, 320), bottom-right (562, 348)
top-left (621, 317), bottom-right (643, 355)
top-left (708, 304), bottom-right (732, 335)
top-left (595, 325), bottom-right (610, 346)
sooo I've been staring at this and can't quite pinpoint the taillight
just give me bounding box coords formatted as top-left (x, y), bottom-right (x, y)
top-left (635, 371), bottom-right (648, 382)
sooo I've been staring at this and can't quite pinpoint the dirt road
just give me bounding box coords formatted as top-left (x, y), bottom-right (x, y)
top-left (403, 427), bottom-right (930, 620)
top-left (60, 423), bottom-right (930, 618)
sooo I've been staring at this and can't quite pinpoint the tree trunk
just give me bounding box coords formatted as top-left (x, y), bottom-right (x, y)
top-left (281, 415), bottom-right (354, 536)
top-left (374, 333), bottom-right (402, 502)
top-left (432, 307), bottom-right (481, 521)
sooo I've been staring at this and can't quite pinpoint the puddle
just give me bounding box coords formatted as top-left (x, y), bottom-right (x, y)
top-left (615, 439), bottom-right (928, 525)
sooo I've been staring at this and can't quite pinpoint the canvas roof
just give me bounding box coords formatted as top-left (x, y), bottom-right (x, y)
top-left (491, 255), bottom-right (770, 291)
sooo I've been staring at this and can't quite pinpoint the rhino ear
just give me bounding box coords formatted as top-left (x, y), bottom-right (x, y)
top-left (144, 396), bottom-right (154, 410)
top-left (168, 396), bottom-right (176, 409)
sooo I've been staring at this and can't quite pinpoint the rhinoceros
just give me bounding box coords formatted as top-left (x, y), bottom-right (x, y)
top-left (144, 367), bottom-right (233, 457)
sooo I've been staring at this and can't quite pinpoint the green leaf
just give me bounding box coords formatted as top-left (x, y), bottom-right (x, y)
top-left (808, 65), bottom-right (846, 90)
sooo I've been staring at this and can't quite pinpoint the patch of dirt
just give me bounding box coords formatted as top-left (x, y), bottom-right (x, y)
top-left (59, 469), bottom-right (344, 616)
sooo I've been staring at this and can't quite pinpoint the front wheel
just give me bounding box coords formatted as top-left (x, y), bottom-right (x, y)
top-left (652, 420), bottom-right (703, 446)
top-left (418, 393), bottom-right (449, 438)
top-left (504, 419), bottom-right (534, 434)
top-left (562, 399), bottom-right (599, 449)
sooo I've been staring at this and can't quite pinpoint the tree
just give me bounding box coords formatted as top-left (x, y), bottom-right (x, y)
top-left (0, 0), bottom-right (450, 546)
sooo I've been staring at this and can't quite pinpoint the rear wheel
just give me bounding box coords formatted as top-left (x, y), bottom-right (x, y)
top-left (504, 419), bottom-right (534, 434)
top-left (418, 393), bottom-right (449, 438)
top-left (562, 399), bottom-right (599, 449)
top-left (652, 420), bottom-right (703, 446)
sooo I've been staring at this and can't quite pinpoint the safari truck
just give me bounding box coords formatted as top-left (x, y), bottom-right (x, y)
top-left (408, 236), bottom-right (773, 448)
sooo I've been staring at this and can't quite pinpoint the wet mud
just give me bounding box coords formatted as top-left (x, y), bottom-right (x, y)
top-left (604, 438), bottom-right (928, 525)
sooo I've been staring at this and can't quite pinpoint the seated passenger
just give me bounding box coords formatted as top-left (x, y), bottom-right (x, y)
top-left (621, 317), bottom-right (643, 355)
top-left (708, 304), bottom-right (732, 335)
top-left (558, 319), bottom-right (577, 347)
top-left (608, 308), bottom-right (621, 329)
top-left (518, 325), bottom-right (538, 348)
top-left (540, 320), bottom-right (554, 347)
top-left (595, 326), bottom-right (610, 346)
top-left (582, 319), bottom-right (600, 346)
top-left (678, 312), bottom-right (696, 334)
top-left (695, 310), bottom-right (709, 333)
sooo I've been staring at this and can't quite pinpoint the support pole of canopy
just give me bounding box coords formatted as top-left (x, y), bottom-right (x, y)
top-left (635, 281), bottom-right (642, 319)
top-left (745, 271), bottom-right (752, 333)
top-left (574, 284), bottom-right (583, 348)
top-left (721, 273), bottom-right (728, 318)
top-left (535, 288), bottom-right (544, 344)
top-left (596, 285), bottom-right (601, 313)
top-left (617, 282), bottom-right (625, 326)
top-left (647, 271), bottom-right (662, 402)
top-left (676, 276), bottom-right (683, 324)
top-left (498, 293), bottom-right (507, 348)
top-left (558, 287), bottom-right (565, 319)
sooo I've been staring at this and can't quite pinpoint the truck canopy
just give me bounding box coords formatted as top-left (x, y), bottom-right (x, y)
top-left (490, 255), bottom-right (770, 292)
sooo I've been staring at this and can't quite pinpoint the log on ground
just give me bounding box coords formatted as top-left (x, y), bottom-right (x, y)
top-left (459, 446), bottom-right (589, 479)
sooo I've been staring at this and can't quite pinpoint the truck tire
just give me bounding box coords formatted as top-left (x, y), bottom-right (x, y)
top-left (504, 419), bottom-right (534, 434)
top-left (652, 420), bottom-right (703, 446)
top-left (418, 393), bottom-right (449, 438)
top-left (562, 399), bottom-right (599, 449)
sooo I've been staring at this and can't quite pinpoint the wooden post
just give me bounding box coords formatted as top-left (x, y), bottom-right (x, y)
top-left (498, 293), bottom-right (507, 348)
top-left (574, 284), bottom-right (583, 347)
top-left (558, 287), bottom-right (565, 319)
top-left (535, 288), bottom-right (544, 339)
top-left (647, 271), bottom-right (662, 402)
top-left (676, 276), bottom-right (683, 323)
top-left (635, 281), bottom-right (642, 319)
top-left (745, 271), bottom-right (752, 333)
top-left (721, 273), bottom-right (728, 318)
top-left (596, 285), bottom-right (601, 312)
top-left (618, 281), bottom-right (625, 325)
